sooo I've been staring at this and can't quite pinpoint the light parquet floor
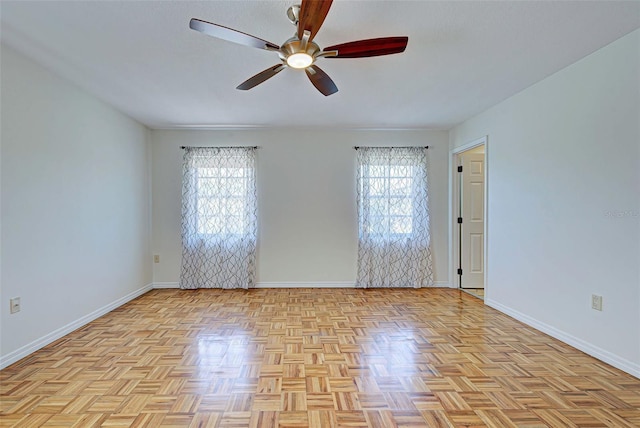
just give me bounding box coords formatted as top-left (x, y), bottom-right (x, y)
top-left (461, 289), bottom-right (484, 300)
top-left (1, 288), bottom-right (639, 427)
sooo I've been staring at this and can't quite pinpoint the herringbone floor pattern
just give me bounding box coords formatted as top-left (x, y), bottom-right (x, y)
top-left (1, 288), bottom-right (639, 427)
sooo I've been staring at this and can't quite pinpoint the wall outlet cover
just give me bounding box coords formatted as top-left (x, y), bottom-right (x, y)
top-left (10, 297), bottom-right (21, 314)
top-left (591, 294), bottom-right (603, 311)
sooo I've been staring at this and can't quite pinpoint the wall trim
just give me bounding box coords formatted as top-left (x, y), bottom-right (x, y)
top-left (154, 125), bottom-right (449, 132)
top-left (0, 283), bottom-right (153, 370)
top-left (435, 281), bottom-right (453, 288)
top-left (487, 298), bottom-right (640, 379)
top-left (255, 281), bottom-right (355, 288)
top-left (153, 282), bottom-right (180, 289)
top-left (153, 281), bottom-right (451, 289)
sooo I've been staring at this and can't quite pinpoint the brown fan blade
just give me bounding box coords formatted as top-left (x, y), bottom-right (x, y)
top-left (297, 0), bottom-right (333, 42)
top-left (190, 18), bottom-right (279, 51)
top-left (324, 37), bottom-right (408, 58)
top-left (305, 65), bottom-right (338, 96)
top-left (236, 64), bottom-right (286, 90)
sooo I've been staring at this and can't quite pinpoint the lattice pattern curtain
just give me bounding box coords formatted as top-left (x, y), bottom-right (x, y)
top-left (180, 147), bottom-right (257, 289)
top-left (356, 147), bottom-right (433, 288)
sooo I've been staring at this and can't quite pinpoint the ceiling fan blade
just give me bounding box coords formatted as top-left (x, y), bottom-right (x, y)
top-left (236, 64), bottom-right (286, 90)
top-left (305, 65), bottom-right (338, 96)
top-left (297, 0), bottom-right (333, 42)
top-left (324, 37), bottom-right (408, 58)
top-left (190, 18), bottom-right (280, 51)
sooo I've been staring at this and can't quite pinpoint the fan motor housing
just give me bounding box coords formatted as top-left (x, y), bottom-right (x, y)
top-left (279, 36), bottom-right (321, 64)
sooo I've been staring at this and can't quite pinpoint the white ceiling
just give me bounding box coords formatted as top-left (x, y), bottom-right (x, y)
top-left (2, 1), bottom-right (639, 130)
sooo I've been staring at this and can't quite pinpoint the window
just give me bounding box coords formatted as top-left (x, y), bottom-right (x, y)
top-left (195, 166), bottom-right (250, 235)
top-left (180, 147), bottom-right (257, 289)
top-left (356, 147), bottom-right (433, 288)
top-left (358, 148), bottom-right (428, 239)
top-left (365, 164), bottom-right (415, 236)
top-left (182, 149), bottom-right (256, 239)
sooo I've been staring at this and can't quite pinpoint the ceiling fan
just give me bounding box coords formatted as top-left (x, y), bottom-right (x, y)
top-left (189, 0), bottom-right (408, 96)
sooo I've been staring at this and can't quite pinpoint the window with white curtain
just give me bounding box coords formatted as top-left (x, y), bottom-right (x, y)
top-left (180, 147), bottom-right (257, 289)
top-left (366, 164), bottom-right (415, 237)
top-left (195, 165), bottom-right (250, 236)
top-left (356, 147), bottom-right (433, 288)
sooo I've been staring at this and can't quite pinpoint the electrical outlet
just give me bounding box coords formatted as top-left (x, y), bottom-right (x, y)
top-left (591, 294), bottom-right (603, 311)
top-left (10, 297), bottom-right (21, 314)
top-left (154, 255), bottom-right (160, 263)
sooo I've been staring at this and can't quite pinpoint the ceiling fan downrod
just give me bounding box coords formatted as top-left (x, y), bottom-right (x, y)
top-left (286, 4), bottom-right (301, 26)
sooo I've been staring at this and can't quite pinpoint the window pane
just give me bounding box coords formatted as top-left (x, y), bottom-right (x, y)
top-left (195, 167), bottom-right (249, 236)
top-left (227, 167), bottom-right (245, 178)
top-left (198, 198), bottom-right (219, 215)
top-left (362, 160), bottom-right (416, 237)
top-left (369, 198), bottom-right (388, 216)
top-left (389, 198), bottom-right (412, 216)
top-left (225, 199), bottom-right (244, 217)
top-left (199, 167), bottom-right (222, 178)
top-left (390, 216), bottom-right (412, 235)
top-left (390, 178), bottom-right (411, 195)
top-left (198, 215), bottom-right (222, 235)
top-left (229, 179), bottom-right (247, 196)
top-left (197, 178), bottom-right (218, 196)
top-left (226, 216), bottom-right (244, 234)
top-left (369, 165), bottom-right (387, 177)
top-left (368, 216), bottom-right (387, 235)
top-left (369, 178), bottom-right (386, 196)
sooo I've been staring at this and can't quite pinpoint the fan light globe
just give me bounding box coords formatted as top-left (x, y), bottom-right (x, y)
top-left (287, 52), bottom-right (313, 69)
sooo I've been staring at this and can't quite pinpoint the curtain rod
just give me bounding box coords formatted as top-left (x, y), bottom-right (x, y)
top-left (180, 146), bottom-right (259, 149)
top-left (353, 146), bottom-right (429, 150)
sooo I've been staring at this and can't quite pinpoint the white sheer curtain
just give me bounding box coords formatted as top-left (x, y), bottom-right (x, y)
top-left (356, 147), bottom-right (433, 288)
top-left (180, 147), bottom-right (257, 289)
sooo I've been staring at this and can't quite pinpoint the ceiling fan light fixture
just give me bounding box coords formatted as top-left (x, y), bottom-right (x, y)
top-left (286, 52), bottom-right (313, 69)
top-left (189, 0), bottom-right (409, 95)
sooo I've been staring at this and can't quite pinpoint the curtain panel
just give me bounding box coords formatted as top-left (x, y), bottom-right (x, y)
top-left (180, 147), bottom-right (257, 289)
top-left (356, 147), bottom-right (434, 288)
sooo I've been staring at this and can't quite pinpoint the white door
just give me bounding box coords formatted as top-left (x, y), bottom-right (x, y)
top-left (461, 152), bottom-right (485, 288)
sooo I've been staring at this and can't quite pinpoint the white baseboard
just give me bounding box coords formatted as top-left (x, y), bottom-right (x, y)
top-left (153, 282), bottom-right (180, 289)
top-left (255, 281), bottom-right (356, 288)
top-left (153, 281), bottom-right (451, 289)
top-left (0, 283), bottom-right (153, 370)
top-left (487, 298), bottom-right (640, 379)
top-left (435, 281), bottom-right (453, 288)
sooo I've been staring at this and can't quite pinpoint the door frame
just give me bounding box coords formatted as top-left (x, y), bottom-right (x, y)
top-left (449, 136), bottom-right (488, 297)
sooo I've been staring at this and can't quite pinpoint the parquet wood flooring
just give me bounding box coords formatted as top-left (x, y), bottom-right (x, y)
top-left (1, 288), bottom-right (639, 427)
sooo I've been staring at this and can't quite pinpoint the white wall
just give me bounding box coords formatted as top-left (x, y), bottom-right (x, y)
top-left (0, 45), bottom-right (152, 367)
top-left (151, 129), bottom-right (450, 286)
top-left (450, 30), bottom-right (640, 376)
